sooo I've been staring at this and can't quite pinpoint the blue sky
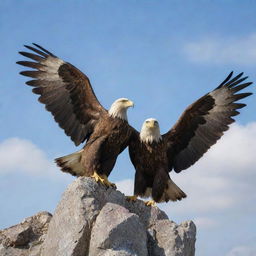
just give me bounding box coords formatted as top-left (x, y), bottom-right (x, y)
top-left (1, 1), bottom-right (256, 255)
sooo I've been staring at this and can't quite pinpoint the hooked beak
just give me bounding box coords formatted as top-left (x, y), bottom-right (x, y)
top-left (127, 100), bottom-right (134, 108)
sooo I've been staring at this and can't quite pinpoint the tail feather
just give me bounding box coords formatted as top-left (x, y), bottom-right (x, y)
top-left (55, 150), bottom-right (84, 176)
top-left (160, 179), bottom-right (187, 202)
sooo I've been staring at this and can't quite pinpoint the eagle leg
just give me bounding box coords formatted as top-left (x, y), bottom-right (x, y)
top-left (126, 195), bottom-right (138, 202)
top-left (145, 200), bottom-right (157, 207)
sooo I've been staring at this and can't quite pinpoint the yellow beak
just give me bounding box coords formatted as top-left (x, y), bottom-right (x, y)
top-left (147, 120), bottom-right (155, 128)
top-left (127, 100), bottom-right (134, 108)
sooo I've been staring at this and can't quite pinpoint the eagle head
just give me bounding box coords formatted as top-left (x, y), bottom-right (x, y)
top-left (109, 98), bottom-right (134, 121)
top-left (140, 118), bottom-right (162, 143)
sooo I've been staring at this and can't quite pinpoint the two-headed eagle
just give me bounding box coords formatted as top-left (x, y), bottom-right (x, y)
top-left (17, 44), bottom-right (253, 206)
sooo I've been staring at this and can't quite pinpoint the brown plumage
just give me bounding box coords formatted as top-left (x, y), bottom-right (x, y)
top-left (17, 44), bottom-right (134, 186)
top-left (129, 72), bottom-right (253, 203)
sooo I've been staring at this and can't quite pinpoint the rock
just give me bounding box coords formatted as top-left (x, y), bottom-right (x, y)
top-left (0, 211), bottom-right (52, 256)
top-left (148, 219), bottom-right (196, 256)
top-left (40, 177), bottom-right (169, 256)
top-left (0, 177), bottom-right (196, 256)
top-left (40, 181), bottom-right (100, 256)
top-left (89, 203), bottom-right (148, 256)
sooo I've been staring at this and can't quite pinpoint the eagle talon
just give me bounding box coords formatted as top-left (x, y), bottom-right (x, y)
top-left (91, 172), bottom-right (116, 188)
top-left (145, 200), bottom-right (156, 207)
top-left (126, 195), bottom-right (138, 202)
top-left (101, 174), bottom-right (117, 189)
top-left (91, 171), bottom-right (105, 185)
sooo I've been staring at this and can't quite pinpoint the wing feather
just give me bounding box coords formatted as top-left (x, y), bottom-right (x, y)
top-left (19, 51), bottom-right (45, 62)
top-left (163, 72), bottom-right (253, 173)
top-left (17, 44), bottom-right (107, 146)
top-left (231, 82), bottom-right (251, 93)
top-left (24, 45), bottom-right (49, 58)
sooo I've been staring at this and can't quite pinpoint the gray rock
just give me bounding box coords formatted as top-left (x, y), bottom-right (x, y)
top-left (1, 177), bottom-right (196, 256)
top-left (41, 177), bottom-right (170, 256)
top-left (40, 178), bottom-right (102, 256)
top-left (0, 211), bottom-right (52, 256)
top-left (148, 219), bottom-right (196, 256)
top-left (96, 249), bottom-right (138, 256)
top-left (89, 203), bottom-right (148, 256)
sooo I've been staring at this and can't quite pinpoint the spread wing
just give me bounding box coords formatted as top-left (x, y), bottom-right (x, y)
top-left (17, 43), bottom-right (107, 146)
top-left (163, 72), bottom-right (253, 173)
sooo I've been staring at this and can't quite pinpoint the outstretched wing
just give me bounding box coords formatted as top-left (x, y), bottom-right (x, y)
top-left (163, 72), bottom-right (253, 173)
top-left (17, 43), bottom-right (107, 146)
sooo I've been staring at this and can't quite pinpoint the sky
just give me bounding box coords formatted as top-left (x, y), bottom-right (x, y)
top-left (1, 1), bottom-right (256, 255)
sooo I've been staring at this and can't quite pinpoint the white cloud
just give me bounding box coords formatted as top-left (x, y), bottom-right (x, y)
top-left (116, 179), bottom-right (134, 196)
top-left (226, 246), bottom-right (256, 256)
top-left (183, 33), bottom-right (256, 65)
top-left (0, 137), bottom-right (69, 180)
top-left (193, 217), bottom-right (218, 229)
top-left (201, 122), bottom-right (256, 175)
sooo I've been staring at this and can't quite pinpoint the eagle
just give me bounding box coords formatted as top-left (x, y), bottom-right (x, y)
top-left (17, 44), bottom-right (134, 188)
top-left (128, 72), bottom-right (253, 206)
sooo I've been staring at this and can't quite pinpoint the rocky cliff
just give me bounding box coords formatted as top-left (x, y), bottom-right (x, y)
top-left (0, 177), bottom-right (196, 256)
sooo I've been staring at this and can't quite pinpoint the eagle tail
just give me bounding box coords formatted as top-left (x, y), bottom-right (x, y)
top-left (55, 150), bottom-right (84, 176)
top-left (162, 179), bottom-right (187, 202)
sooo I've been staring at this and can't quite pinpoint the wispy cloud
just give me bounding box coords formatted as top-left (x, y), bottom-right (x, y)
top-left (116, 179), bottom-right (134, 196)
top-left (193, 217), bottom-right (218, 229)
top-left (0, 137), bottom-right (68, 180)
top-left (226, 246), bottom-right (256, 256)
top-left (183, 34), bottom-right (256, 65)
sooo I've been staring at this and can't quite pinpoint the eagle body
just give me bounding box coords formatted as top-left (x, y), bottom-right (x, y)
top-left (129, 131), bottom-right (186, 203)
top-left (61, 116), bottom-right (133, 177)
top-left (17, 44), bottom-right (134, 185)
top-left (129, 72), bottom-right (253, 204)
top-left (130, 140), bottom-right (168, 174)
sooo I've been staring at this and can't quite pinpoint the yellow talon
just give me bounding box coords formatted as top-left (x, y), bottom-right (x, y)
top-left (91, 172), bottom-right (116, 189)
top-left (91, 171), bottom-right (105, 184)
top-left (145, 200), bottom-right (157, 207)
top-left (126, 195), bottom-right (138, 202)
